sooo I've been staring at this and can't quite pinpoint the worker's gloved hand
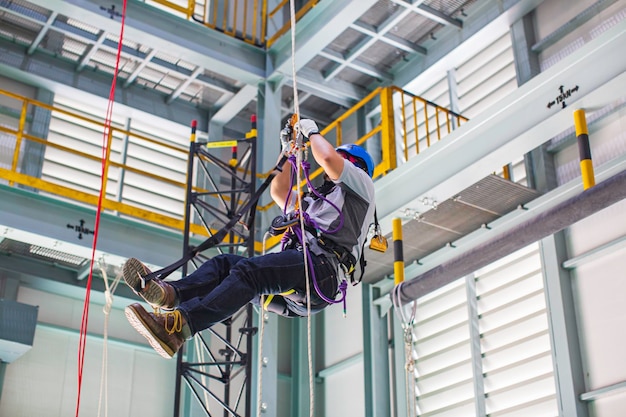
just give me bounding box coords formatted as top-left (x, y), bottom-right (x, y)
top-left (298, 119), bottom-right (319, 139)
top-left (279, 122), bottom-right (292, 152)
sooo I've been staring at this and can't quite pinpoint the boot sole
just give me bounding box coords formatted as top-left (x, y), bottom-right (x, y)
top-left (125, 304), bottom-right (176, 359)
top-left (123, 258), bottom-right (166, 308)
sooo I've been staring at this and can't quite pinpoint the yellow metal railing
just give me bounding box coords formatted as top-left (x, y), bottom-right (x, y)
top-left (144, 0), bottom-right (319, 47)
top-left (273, 86), bottom-right (467, 184)
top-left (0, 89), bottom-right (210, 236)
top-left (389, 86), bottom-right (469, 163)
top-left (0, 86), bottom-right (467, 250)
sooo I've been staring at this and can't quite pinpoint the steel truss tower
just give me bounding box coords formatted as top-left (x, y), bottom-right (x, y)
top-left (174, 117), bottom-right (259, 417)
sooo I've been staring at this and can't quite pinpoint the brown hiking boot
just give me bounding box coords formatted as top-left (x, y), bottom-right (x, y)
top-left (125, 303), bottom-right (191, 359)
top-left (123, 258), bottom-right (177, 310)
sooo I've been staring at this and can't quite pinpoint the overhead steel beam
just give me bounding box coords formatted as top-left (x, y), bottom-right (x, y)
top-left (26, 10), bottom-right (58, 55)
top-left (322, 5), bottom-right (414, 82)
top-left (293, 67), bottom-right (368, 104)
top-left (210, 84), bottom-right (258, 125)
top-left (267, 0), bottom-right (379, 80)
top-left (376, 17), bottom-right (626, 232)
top-left (167, 66), bottom-right (203, 104)
top-left (319, 49), bottom-right (393, 82)
top-left (76, 30), bottom-right (106, 71)
top-left (350, 21), bottom-right (427, 55)
top-left (124, 49), bottom-right (157, 88)
top-left (2, 2), bottom-right (237, 97)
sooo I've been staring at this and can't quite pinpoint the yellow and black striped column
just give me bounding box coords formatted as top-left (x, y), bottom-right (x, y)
top-left (574, 109), bottom-right (595, 190)
top-left (393, 218), bottom-right (405, 285)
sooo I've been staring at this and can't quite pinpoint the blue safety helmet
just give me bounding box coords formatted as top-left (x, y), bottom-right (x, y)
top-left (336, 144), bottom-right (374, 177)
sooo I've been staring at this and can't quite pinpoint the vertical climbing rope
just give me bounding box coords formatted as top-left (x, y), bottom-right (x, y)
top-left (75, 1), bottom-right (127, 416)
top-left (286, 1), bottom-right (316, 416)
top-left (254, 2), bottom-right (315, 415)
top-left (392, 285), bottom-right (418, 417)
top-left (391, 218), bottom-right (419, 416)
top-left (97, 262), bottom-right (123, 417)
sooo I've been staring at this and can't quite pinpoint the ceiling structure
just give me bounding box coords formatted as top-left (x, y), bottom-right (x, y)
top-left (3, 0), bottom-right (624, 296)
top-left (0, 0), bottom-right (525, 286)
top-left (0, 0), bottom-right (520, 131)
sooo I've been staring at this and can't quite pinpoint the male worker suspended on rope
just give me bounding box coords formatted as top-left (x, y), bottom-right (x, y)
top-left (123, 119), bottom-right (376, 359)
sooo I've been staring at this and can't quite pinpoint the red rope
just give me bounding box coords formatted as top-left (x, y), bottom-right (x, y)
top-left (75, 1), bottom-right (127, 415)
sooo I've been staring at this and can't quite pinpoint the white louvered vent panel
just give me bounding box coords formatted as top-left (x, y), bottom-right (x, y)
top-left (41, 156), bottom-right (104, 191)
top-left (47, 115), bottom-right (104, 145)
top-left (410, 243), bottom-right (558, 416)
top-left (121, 184), bottom-right (186, 218)
top-left (462, 76), bottom-right (518, 120)
top-left (418, 380), bottom-right (475, 415)
top-left (476, 243), bottom-right (558, 416)
top-left (483, 331), bottom-right (552, 374)
top-left (399, 35), bottom-right (515, 160)
top-left (129, 121), bottom-right (191, 147)
top-left (412, 278), bottom-right (473, 416)
top-left (124, 144), bottom-right (186, 180)
top-left (418, 75), bottom-right (449, 108)
top-left (43, 99), bottom-right (189, 219)
top-left (455, 33), bottom-right (512, 88)
top-left (456, 33), bottom-right (516, 119)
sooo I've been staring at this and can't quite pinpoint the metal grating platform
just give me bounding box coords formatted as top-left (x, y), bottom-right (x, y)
top-left (362, 175), bottom-right (541, 283)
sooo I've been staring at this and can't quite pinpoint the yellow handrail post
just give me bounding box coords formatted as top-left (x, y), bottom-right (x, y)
top-left (10, 100), bottom-right (29, 186)
top-left (423, 102), bottom-right (430, 147)
top-left (400, 92), bottom-right (408, 162)
top-left (337, 122), bottom-right (343, 147)
top-left (260, 0), bottom-right (268, 44)
top-left (435, 107), bottom-right (441, 140)
top-left (100, 127), bottom-right (115, 204)
top-left (187, 0), bottom-right (194, 19)
top-left (380, 86), bottom-right (397, 175)
top-left (212, 0), bottom-right (218, 27)
top-left (393, 217), bottom-right (404, 285)
top-left (574, 109), bottom-right (595, 190)
top-left (412, 97), bottom-right (419, 155)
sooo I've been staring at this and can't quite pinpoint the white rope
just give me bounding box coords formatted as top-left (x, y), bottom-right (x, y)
top-left (289, 0), bottom-right (301, 122)
top-left (256, 295), bottom-right (266, 417)
top-left (256, 231), bottom-right (274, 417)
top-left (287, 1), bottom-right (315, 416)
top-left (391, 284), bottom-right (419, 417)
top-left (97, 261), bottom-right (123, 417)
top-left (392, 283), bottom-right (416, 326)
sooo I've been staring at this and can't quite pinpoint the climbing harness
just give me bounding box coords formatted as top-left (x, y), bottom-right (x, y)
top-left (272, 148), bottom-right (354, 312)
